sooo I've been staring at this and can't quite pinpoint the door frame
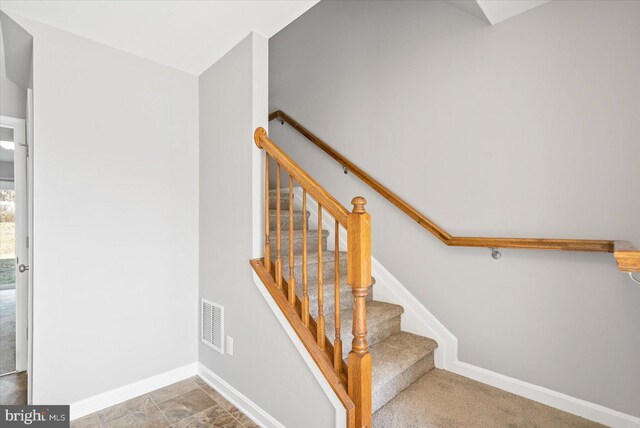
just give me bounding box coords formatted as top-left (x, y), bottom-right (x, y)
top-left (0, 114), bottom-right (28, 374)
top-left (27, 88), bottom-right (34, 404)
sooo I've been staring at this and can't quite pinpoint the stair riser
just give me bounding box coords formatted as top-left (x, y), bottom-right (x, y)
top-left (280, 256), bottom-right (347, 284)
top-left (308, 286), bottom-right (373, 319)
top-left (269, 195), bottom-right (292, 210)
top-left (336, 316), bottom-right (401, 360)
top-left (269, 233), bottom-right (328, 256)
top-left (269, 211), bottom-right (308, 231)
top-left (372, 353), bottom-right (435, 413)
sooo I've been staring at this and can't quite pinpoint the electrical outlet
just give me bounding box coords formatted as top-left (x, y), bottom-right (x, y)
top-left (226, 336), bottom-right (234, 356)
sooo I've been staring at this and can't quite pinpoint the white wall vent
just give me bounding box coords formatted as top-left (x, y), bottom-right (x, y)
top-left (201, 299), bottom-right (224, 354)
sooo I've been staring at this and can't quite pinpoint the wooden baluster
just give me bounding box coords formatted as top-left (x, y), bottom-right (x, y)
top-left (264, 155), bottom-right (271, 272)
top-left (334, 219), bottom-right (342, 373)
top-left (317, 205), bottom-right (325, 349)
top-left (347, 197), bottom-right (372, 428)
top-left (288, 176), bottom-right (296, 305)
top-left (302, 190), bottom-right (310, 327)
top-left (275, 165), bottom-right (283, 289)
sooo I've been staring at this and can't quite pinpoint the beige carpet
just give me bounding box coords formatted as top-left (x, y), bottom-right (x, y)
top-left (0, 289), bottom-right (16, 375)
top-left (373, 369), bottom-right (604, 427)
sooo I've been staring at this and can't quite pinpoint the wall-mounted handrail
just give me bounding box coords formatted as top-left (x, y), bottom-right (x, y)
top-left (269, 110), bottom-right (640, 273)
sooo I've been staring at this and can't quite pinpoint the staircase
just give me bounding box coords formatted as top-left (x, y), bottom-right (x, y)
top-left (251, 126), bottom-right (622, 427)
top-left (270, 191), bottom-right (439, 416)
top-left (265, 190), bottom-right (606, 428)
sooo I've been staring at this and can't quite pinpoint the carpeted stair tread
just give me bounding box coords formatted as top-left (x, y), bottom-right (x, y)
top-left (369, 331), bottom-right (438, 412)
top-left (269, 229), bottom-right (329, 255)
top-left (269, 194), bottom-right (293, 210)
top-left (372, 369), bottom-right (605, 428)
top-left (269, 209), bottom-right (309, 230)
top-left (300, 274), bottom-right (374, 317)
top-left (280, 249), bottom-right (346, 267)
top-left (326, 301), bottom-right (404, 359)
top-left (280, 251), bottom-right (348, 284)
top-left (269, 189), bottom-right (289, 195)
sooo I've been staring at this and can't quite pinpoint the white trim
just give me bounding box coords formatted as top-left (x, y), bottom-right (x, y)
top-left (26, 88), bottom-right (34, 404)
top-left (1, 115), bottom-right (28, 374)
top-left (450, 361), bottom-right (640, 428)
top-left (368, 258), bottom-right (457, 369)
top-left (69, 363), bottom-right (198, 420)
top-left (198, 362), bottom-right (286, 428)
top-left (251, 32), bottom-right (267, 259)
top-left (284, 186), bottom-right (640, 428)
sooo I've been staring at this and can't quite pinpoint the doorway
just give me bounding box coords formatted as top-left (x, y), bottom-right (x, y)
top-left (0, 115), bottom-right (29, 404)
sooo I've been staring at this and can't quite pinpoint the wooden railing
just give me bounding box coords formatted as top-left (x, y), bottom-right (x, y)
top-left (269, 110), bottom-right (640, 273)
top-left (251, 127), bottom-right (373, 428)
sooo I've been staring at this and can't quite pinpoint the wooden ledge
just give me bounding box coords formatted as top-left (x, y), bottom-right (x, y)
top-left (614, 241), bottom-right (640, 272)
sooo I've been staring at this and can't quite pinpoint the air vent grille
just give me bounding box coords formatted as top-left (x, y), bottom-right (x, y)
top-left (201, 299), bottom-right (224, 354)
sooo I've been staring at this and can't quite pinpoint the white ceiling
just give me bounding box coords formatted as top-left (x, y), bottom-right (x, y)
top-left (0, 0), bottom-right (318, 75)
top-left (445, 0), bottom-right (551, 25)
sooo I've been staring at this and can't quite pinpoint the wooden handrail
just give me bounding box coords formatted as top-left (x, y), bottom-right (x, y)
top-left (269, 110), bottom-right (640, 273)
top-left (614, 241), bottom-right (640, 272)
top-left (253, 127), bottom-right (373, 427)
top-left (255, 127), bottom-right (349, 225)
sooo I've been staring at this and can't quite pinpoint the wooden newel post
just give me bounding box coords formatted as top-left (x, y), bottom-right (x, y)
top-left (347, 196), bottom-right (372, 428)
top-left (255, 127), bottom-right (272, 273)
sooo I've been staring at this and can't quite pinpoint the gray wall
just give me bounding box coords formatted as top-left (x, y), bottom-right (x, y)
top-left (270, 0), bottom-right (640, 417)
top-left (0, 11), bottom-right (31, 119)
top-left (8, 14), bottom-right (199, 406)
top-left (0, 76), bottom-right (26, 118)
top-left (199, 33), bottom-right (334, 427)
top-left (0, 11), bottom-right (32, 90)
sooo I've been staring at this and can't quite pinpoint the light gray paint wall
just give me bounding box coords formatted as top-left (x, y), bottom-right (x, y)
top-left (0, 11), bottom-right (32, 90)
top-left (0, 76), bottom-right (26, 118)
top-left (6, 14), bottom-right (199, 405)
top-left (270, 0), bottom-right (640, 417)
top-left (0, 11), bottom-right (30, 120)
top-left (199, 33), bottom-right (334, 427)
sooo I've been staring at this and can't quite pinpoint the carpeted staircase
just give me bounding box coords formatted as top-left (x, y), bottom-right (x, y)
top-left (269, 190), bottom-right (603, 427)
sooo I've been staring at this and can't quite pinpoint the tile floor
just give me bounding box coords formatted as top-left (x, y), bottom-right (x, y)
top-left (71, 376), bottom-right (259, 428)
top-left (0, 371), bottom-right (27, 405)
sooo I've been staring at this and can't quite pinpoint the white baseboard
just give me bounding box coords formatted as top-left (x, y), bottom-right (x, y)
top-left (285, 186), bottom-right (640, 428)
top-left (197, 362), bottom-right (285, 428)
top-left (369, 257), bottom-right (456, 369)
top-left (450, 361), bottom-right (640, 428)
top-left (70, 362), bottom-right (198, 420)
top-left (375, 256), bottom-right (640, 428)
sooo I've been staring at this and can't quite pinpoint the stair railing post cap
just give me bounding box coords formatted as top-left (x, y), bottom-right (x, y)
top-left (254, 127), bottom-right (267, 148)
top-left (351, 196), bottom-right (367, 213)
